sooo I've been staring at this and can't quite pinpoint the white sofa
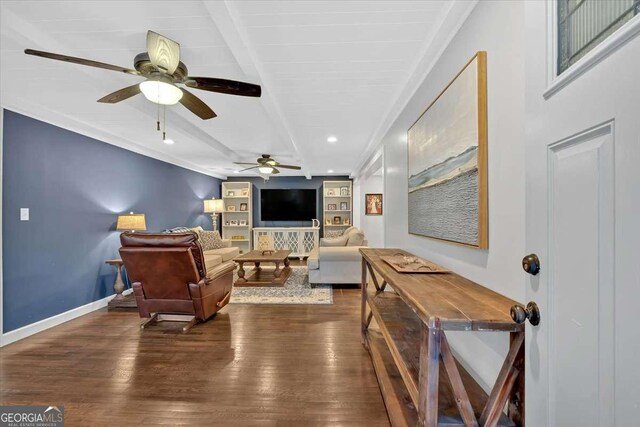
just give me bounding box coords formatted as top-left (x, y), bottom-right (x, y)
top-left (308, 227), bottom-right (367, 285)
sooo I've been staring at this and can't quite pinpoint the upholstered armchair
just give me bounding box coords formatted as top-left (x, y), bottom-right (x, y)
top-left (119, 232), bottom-right (235, 332)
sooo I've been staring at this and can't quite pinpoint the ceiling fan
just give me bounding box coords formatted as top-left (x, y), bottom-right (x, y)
top-left (234, 155), bottom-right (302, 175)
top-left (24, 30), bottom-right (261, 120)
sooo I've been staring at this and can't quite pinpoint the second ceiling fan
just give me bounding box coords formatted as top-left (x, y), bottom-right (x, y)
top-left (234, 155), bottom-right (301, 175)
top-left (25, 30), bottom-right (261, 120)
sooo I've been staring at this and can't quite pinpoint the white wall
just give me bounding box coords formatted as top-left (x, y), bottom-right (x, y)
top-left (381, 0), bottom-right (526, 389)
top-left (358, 174), bottom-right (384, 248)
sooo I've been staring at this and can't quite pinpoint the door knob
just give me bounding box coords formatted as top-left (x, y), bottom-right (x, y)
top-left (510, 302), bottom-right (541, 326)
top-left (522, 254), bottom-right (540, 275)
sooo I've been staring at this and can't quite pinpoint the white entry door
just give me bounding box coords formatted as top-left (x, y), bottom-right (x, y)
top-left (524, 4), bottom-right (640, 426)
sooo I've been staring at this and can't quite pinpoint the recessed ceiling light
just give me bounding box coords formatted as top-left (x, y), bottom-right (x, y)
top-left (327, 136), bottom-right (337, 143)
top-left (328, 169), bottom-right (334, 173)
top-left (163, 138), bottom-right (174, 145)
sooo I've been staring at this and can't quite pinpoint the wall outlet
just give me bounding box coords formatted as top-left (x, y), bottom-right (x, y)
top-left (20, 208), bottom-right (29, 221)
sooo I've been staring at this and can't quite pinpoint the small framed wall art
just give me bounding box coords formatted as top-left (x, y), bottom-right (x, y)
top-left (239, 203), bottom-right (248, 211)
top-left (365, 193), bottom-right (383, 215)
top-left (327, 204), bottom-right (337, 211)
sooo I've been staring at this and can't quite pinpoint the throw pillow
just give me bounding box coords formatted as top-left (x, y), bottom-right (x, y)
top-left (189, 226), bottom-right (204, 238)
top-left (346, 231), bottom-right (365, 246)
top-left (164, 226), bottom-right (191, 233)
top-left (320, 234), bottom-right (349, 247)
top-left (200, 230), bottom-right (226, 250)
top-left (342, 226), bottom-right (357, 236)
top-left (324, 230), bottom-right (343, 238)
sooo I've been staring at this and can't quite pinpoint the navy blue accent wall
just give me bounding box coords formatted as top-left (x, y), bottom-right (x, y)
top-left (2, 110), bottom-right (221, 333)
top-left (226, 175), bottom-right (350, 228)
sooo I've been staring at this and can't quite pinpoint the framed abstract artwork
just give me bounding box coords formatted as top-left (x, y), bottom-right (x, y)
top-left (407, 51), bottom-right (488, 248)
top-left (365, 194), bottom-right (383, 215)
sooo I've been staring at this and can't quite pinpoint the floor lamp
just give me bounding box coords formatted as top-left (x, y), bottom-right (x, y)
top-left (204, 198), bottom-right (224, 232)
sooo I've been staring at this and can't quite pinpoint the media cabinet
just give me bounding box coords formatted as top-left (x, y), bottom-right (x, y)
top-left (360, 248), bottom-right (525, 427)
top-left (252, 227), bottom-right (319, 259)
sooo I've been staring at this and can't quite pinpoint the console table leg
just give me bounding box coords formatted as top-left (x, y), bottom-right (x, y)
top-left (361, 258), bottom-right (368, 345)
top-left (419, 324), bottom-right (441, 427)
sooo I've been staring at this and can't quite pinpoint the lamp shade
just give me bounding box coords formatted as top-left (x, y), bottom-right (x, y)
top-left (116, 213), bottom-right (146, 231)
top-left (204, 199), bottom-right (225, 214)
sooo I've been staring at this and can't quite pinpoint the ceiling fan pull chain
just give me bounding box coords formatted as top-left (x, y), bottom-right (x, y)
top-left (156, 101), bottom-right (160, 131)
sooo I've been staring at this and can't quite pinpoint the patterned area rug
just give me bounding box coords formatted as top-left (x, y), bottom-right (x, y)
top-left (230, 266), bottom-right (332, 305)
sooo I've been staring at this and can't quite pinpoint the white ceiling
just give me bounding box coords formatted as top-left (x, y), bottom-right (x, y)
top-left (0, 1), bottom-right (472, 179)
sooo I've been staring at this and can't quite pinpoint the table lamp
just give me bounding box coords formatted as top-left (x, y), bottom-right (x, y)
top-left (116, 212), bottom-right (147, 232)
top-left (204, 198), bottom-right (225, 231)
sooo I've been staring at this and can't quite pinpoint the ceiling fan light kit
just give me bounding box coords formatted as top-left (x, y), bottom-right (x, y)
top-left (24, 30), bottom-right (261, 123)
top-left (139, 78), bottom-right (183, 105)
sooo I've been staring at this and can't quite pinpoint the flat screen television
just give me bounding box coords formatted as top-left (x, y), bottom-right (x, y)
top-left (260, 189), bottom-right (316, 221)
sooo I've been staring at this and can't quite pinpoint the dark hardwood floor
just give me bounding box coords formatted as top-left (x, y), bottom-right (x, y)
top-left (0, 288), bottom-right (390, 426)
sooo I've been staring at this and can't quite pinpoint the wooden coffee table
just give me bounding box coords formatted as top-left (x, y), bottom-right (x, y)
top-left (234, 250), bottom-right (292, 287)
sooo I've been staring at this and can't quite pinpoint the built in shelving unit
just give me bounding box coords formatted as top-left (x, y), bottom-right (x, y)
top-left (322, 180), bottom-right (352, 236)
top-left (221, 182), bottom-right (252, 254)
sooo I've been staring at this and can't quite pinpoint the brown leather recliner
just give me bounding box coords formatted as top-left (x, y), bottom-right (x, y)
top-left (119, 232), bottom-right (235, 332)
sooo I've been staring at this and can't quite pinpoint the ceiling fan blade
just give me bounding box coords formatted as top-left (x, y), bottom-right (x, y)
top-left (147, 30), bottom-right (180, 74)
top-left (179, 89), bottom-right (216, 120)
top-left (185, 77), bottom-right (261, 97)
top-left (233, 162), bottom-right (259, 166)
top-left (276, 164), bottom-right (302, 170)
top-left (24, 49), bottom-right (139, 75)
top-left (239, 166), bottom-right (260, 172)
top-left (97, 84), bottom-right (141, 103)
top-left (271, 168), bottom-right (281, 175)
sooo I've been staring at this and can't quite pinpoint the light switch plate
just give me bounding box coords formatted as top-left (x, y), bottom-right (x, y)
top-left (20, 208), bottom-right (29, 221)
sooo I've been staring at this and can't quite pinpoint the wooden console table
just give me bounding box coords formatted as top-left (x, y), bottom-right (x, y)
top-left (360, 248), bottom-right (525, 427)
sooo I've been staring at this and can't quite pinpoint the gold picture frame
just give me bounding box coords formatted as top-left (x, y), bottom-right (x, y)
top-left (407, 51), bottom-right (488, 249)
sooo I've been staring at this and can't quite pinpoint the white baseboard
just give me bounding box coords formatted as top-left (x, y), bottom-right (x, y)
top-left (0, 289), bottom-right (133, 347)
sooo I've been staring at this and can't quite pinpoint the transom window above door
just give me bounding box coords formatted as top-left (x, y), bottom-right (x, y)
top-left (557, 0), bottom-right (640, 74)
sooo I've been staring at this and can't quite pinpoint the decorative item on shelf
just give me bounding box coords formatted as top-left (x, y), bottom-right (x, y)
top-left (257, 234), bottom-right (275, 255)
top-left (239, 203), bottom-right (248, 211)
top-left (327, 204), bottom-right (337, 211)
top-left (116, 212), bottom-right (146, 232)
top-left (241, 189), bottom-right (249, 197)
top-left (408, 51), bottom-right (488, 248)
top-left (326, 189), bottom-right (335, 196)
top-left (230, 220), bottom-right (239, 226)
top-left (365, 193), bottom-right (383, 215)
top-left (203, 198), bottom-right (225, 230)
top-left (227, 190), bottom-right (235, 197)
top-left (325, 219), bottom-right (332, 225)
top-left (333, 216), bottom-right (341, 225)
top-left (232, 235), bottom-right (244, 240)
top-left (343, 218), bottom-right (350, 225)
top-left (239, 219), bottom-right (247, 226)
top-left (227, 205), bottom-right (236, 211)
top-left (340, 202), bottom-right (348, 210)
top-left (312, 219), bottom-right (320, 228)
top-left (225, 220), bottom-right (230, 226)
top-left (340, 186), bottom-right (349, 196)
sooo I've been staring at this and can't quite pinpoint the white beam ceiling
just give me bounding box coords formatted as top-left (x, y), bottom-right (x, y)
top-left (0, 1), bottom-right (474, 179)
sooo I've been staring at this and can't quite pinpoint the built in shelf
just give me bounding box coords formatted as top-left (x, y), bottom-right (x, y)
top-left (325, 224), bottom-right (350, 227)
top-left (223, 225), bottom-right (249, 228)
top-left (223, 196), bottom-right (250, 199)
